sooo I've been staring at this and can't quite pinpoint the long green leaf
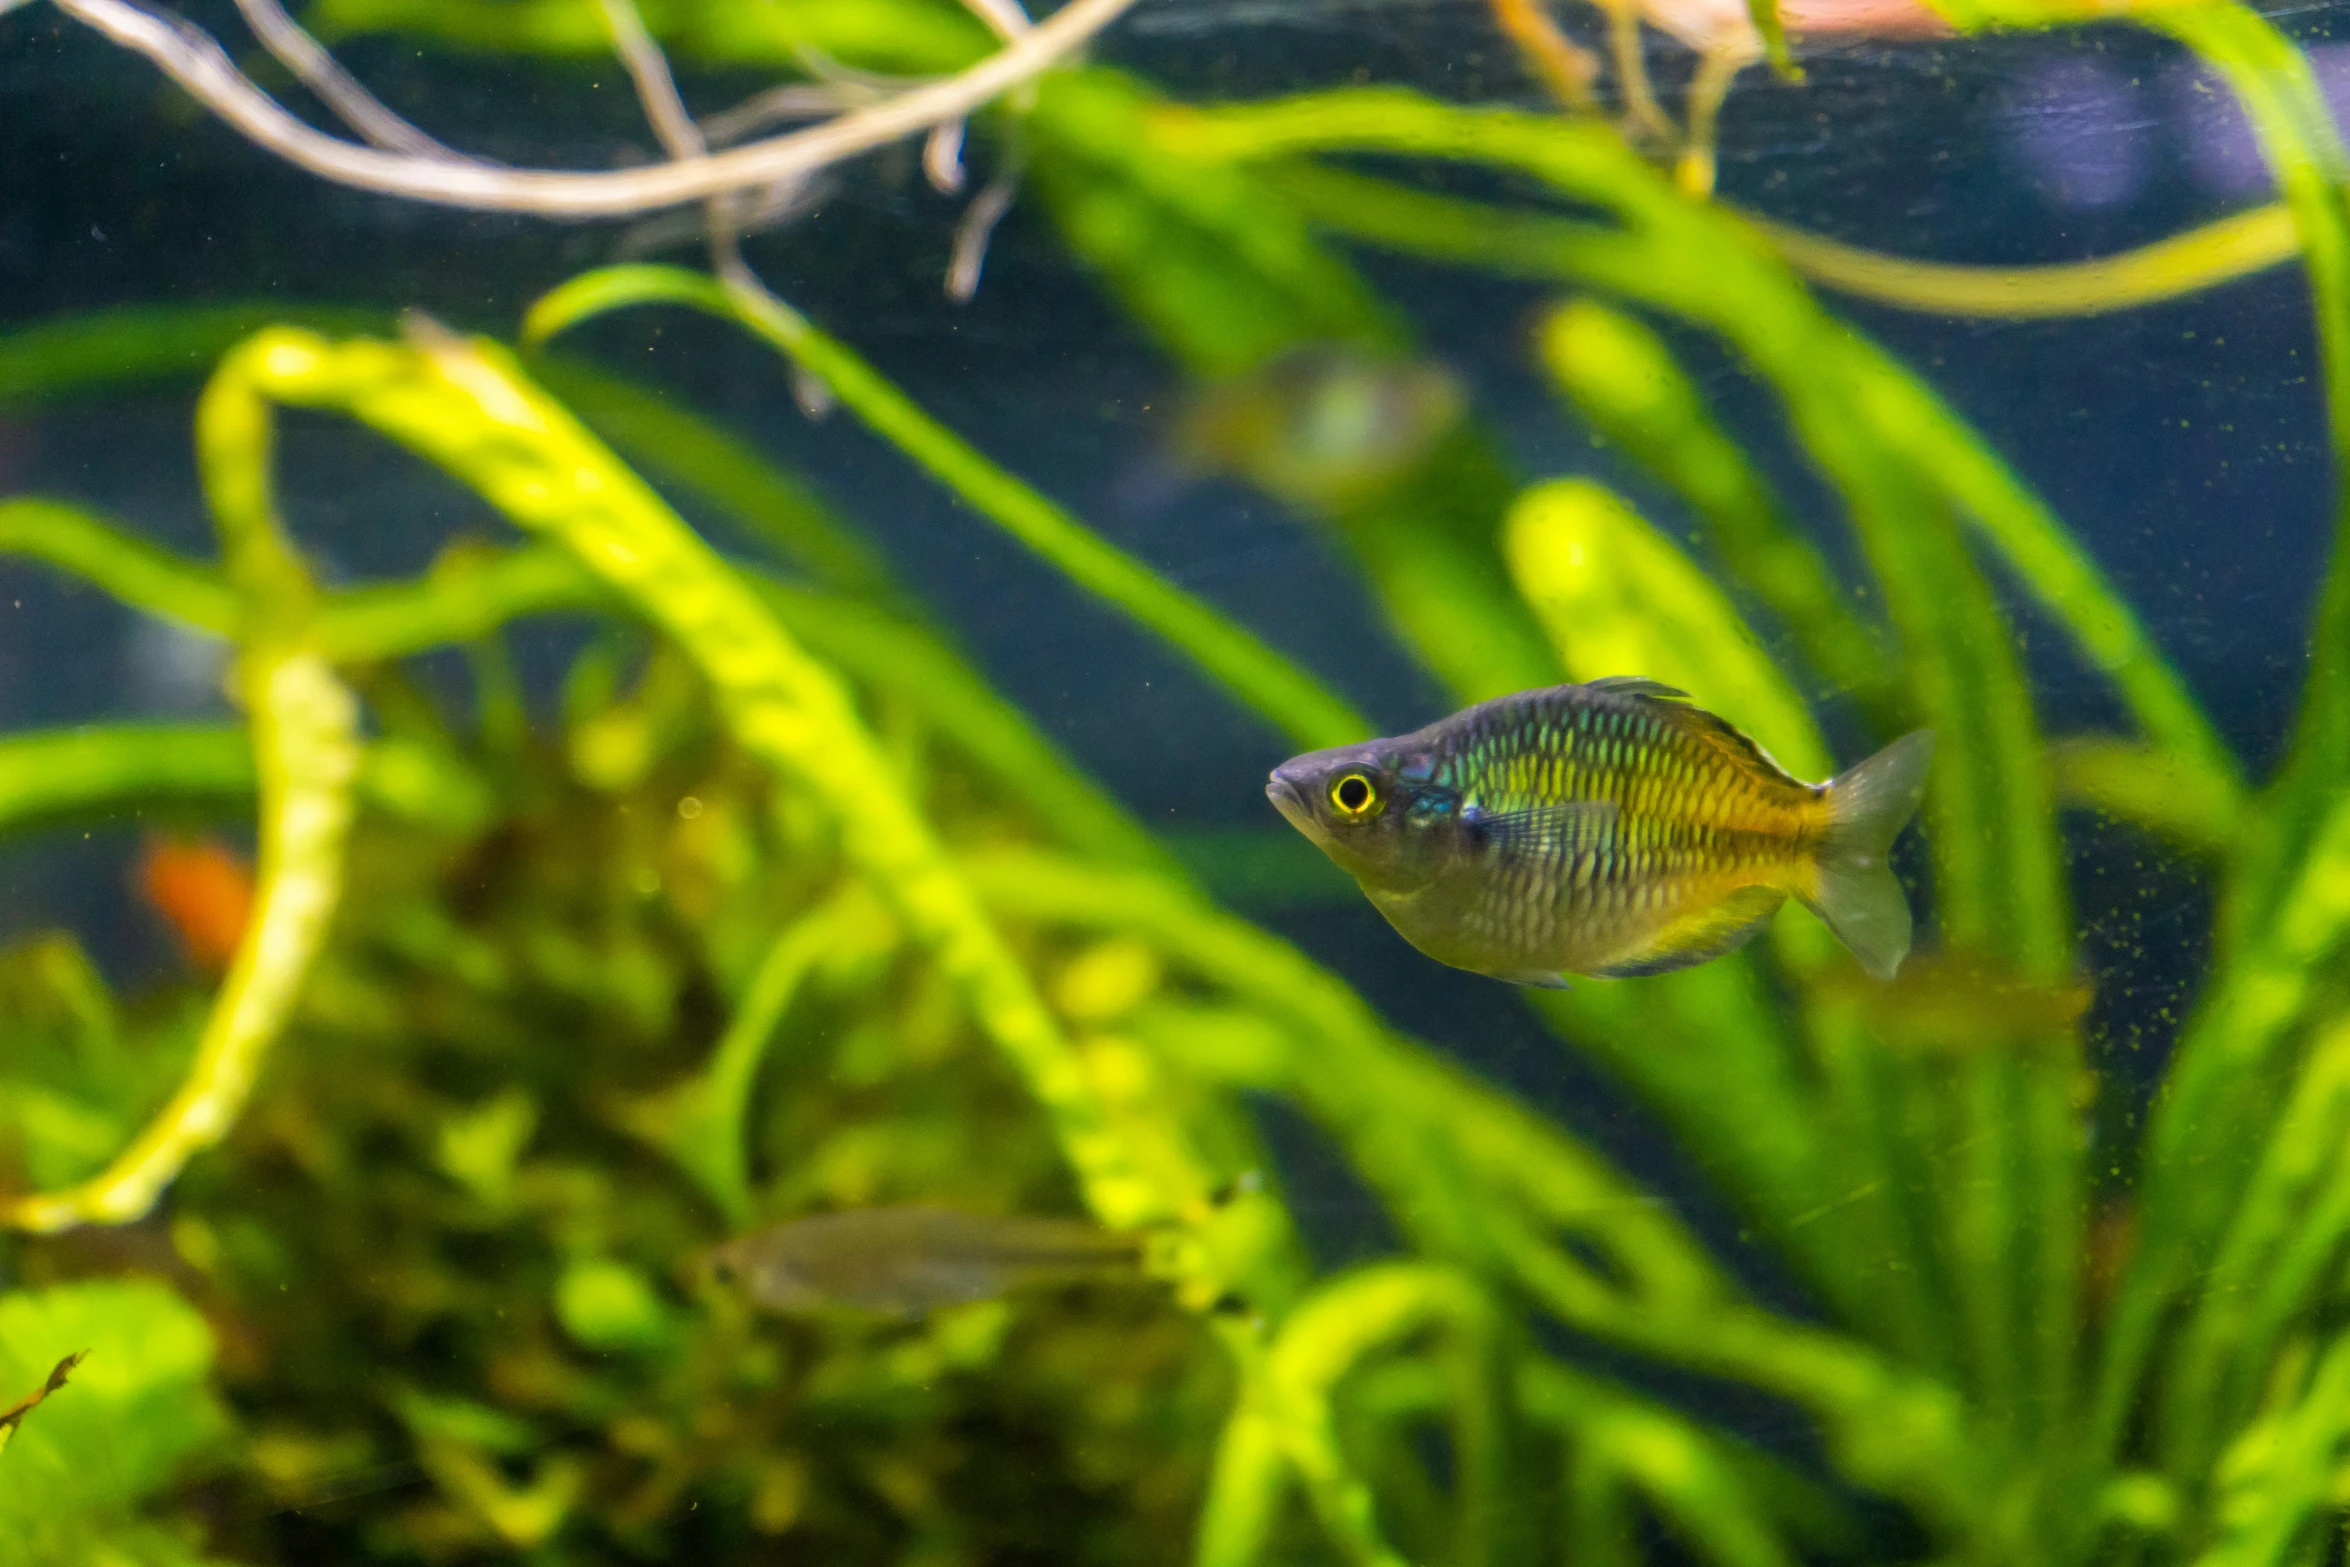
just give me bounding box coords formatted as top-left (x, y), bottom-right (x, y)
top-left (2101, 790), bottom-right (2350, 1457)
top-left (2082, 9), bottom-right (2350, 1486)
top-left (1504, 477), bottom-right (1829, 778)
top-left (0, 302), bottom-right (385, 407)
top-left (0, 724), bottom-right (253, 834)
top-left (2, 355), bottom-right (363, 1233)
top-left (2190, 1335), bottom-right (2350, 1567)
top-left (306, 0), bottom-right (992, 75)
top-left (2160, 1018), bottom-right (2350, 1483)
top-left (0, 499), bottom-right (238, 630)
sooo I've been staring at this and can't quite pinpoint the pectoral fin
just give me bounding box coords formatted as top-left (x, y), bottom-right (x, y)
top-left (1462, 799), bottom-right (1618, 859)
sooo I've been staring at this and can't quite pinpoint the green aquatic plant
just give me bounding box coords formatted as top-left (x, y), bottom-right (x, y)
top-left (10, 0), bottom-right (2350, 1562)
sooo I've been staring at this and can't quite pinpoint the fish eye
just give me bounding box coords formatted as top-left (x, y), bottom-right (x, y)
top-left (1328, 773), bottom-right (1379, 819)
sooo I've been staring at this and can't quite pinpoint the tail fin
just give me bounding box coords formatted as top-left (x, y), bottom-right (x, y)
top-left (1797, 730), bottom-right (1934, 980)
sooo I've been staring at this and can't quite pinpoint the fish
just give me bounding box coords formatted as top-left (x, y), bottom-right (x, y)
top-left (1172, 342), bottom-right (1464, 511)
top-left (1265, 678), bottom-right (1933, 984)
top-left (1811, 949), bottom-right (2090, 1054)
top-left (705, 1206), bottom-right (1145, 1316)
top-left (139, 836), bottom-right (255, 973)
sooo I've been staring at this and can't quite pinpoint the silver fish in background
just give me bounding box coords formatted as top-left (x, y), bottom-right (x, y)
top-left (706, 1206), bottom-right (1145, 1316)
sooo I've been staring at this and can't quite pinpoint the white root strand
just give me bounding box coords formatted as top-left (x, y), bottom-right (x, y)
top-left (50, 0), bottom-right (1143, 217)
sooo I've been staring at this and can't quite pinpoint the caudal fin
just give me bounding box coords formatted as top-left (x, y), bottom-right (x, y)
top-left (1797, 730), bottom-right (1934, 980)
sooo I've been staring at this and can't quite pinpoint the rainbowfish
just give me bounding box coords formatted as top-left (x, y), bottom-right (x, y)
top-left (705, 1207), bottom-right (1144, 1316)
top-left (1173, 343), bottom-right (1463, 511)
top-left (1267, 678), bottom-right (1933, 984)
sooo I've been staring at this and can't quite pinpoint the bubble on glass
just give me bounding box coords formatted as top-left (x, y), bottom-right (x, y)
top-left (1998, 55), bottom-right (2153, 212)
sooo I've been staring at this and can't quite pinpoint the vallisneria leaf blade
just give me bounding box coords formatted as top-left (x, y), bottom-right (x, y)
top-left (1, 357), bottom-right (363, 1234)
top-left (1259, 1265), bottom-right (1505, 1567)
top-left (0, 499), bottom-right (239, 633)
top-left (2049, 736), bottom-right (2240, 858)
top-left (2158, 1017), bottom-right (2350, 1484)
top-left (0, 725), bottom-right (254, 837)
top-left (303, 0), bottom-right (993, 75)
top-left (2104, 788), bottom-right (2350, 1464)
top-left (0, 302), bottom-right (386, 408)
top-left (2188, 1333), bottom-right (2350, 1567)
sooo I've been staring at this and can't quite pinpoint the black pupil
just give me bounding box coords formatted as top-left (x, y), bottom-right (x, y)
top-left (1338, 776), bottom-right (1371, 811)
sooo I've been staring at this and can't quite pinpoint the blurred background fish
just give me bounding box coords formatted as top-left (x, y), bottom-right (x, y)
top-left (1169, 341), bottom-right (1464, 512)
top-left (1812, 950), bottom-right (2093, 1055)
top-left (706, 1206), bottom-right (1147, 1316)
top-left (138, 835), bottom-right (254, 974)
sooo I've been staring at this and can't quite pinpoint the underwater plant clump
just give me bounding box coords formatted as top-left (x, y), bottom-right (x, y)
top-left (13, 0), bottom-right (2350, 1563)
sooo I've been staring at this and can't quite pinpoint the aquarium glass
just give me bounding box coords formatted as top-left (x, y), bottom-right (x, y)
top-left (3, 0), bottom-right (2349, 1561)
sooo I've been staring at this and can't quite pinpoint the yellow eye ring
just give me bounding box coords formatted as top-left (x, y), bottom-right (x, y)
top-left (1328, 773), bottom-right (1379, 819)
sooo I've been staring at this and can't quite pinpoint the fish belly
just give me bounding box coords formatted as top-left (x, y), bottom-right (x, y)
top-left (1392, 822), bottom-right (1801, 981)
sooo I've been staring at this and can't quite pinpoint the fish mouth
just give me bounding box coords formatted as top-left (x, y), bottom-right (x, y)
top-left (1265, 769), bottom-right (1316, 837)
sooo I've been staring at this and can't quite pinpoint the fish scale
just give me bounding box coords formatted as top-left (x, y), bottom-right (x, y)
top-left (1267, 678), bottom-right (1934, 984)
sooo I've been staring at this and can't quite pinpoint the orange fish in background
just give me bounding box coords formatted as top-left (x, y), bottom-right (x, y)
top-left (139, 836), bottom-right (255, 973)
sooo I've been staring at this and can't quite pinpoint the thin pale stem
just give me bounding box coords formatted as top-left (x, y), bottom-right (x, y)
top-left (1603, 2), bottom-right (1674, 142)
top-left (948, 163), bottom-right (1022, 300)
top-left (50, 0), bottom-right (1139, 216)
top-left (230, 0), bottom-right (467, 160)
top-left (699, 83), bottom-right (863, 148)
top-left (592, 0), bottom-right (743, 272)
top-left (960, 0), bottom-right (1035, 41)
top-left (1488, 0), bottom-right (1600, 107)
top-left (1674, 41), bottom-right (1754, 195)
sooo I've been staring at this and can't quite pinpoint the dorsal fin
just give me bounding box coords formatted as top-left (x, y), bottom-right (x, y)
top-left (1582, 675), bottom-right (1690, 702)
top-left (1586, 677), bottom-right (1810, 789)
